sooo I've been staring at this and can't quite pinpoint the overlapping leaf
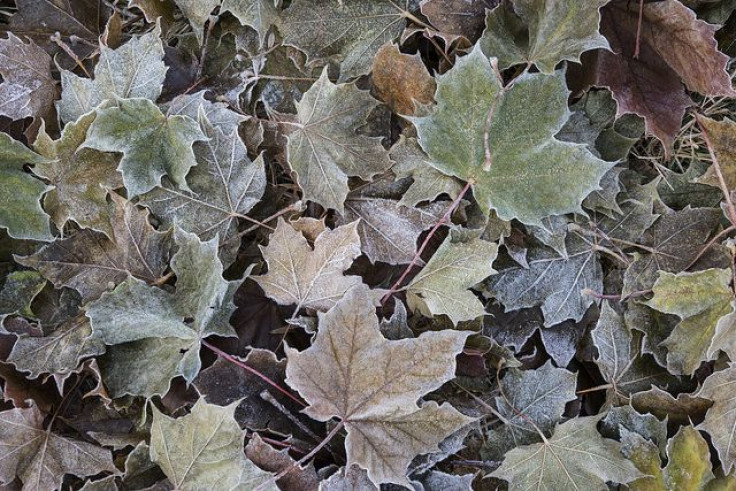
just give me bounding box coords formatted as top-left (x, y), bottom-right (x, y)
top-left (413, 44), bottom-right (612, 225)
top-left (285, 288), bottom-right (473, 486)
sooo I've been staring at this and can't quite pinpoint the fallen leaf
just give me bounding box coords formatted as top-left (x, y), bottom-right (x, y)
top-left (255, 218), bottom-right (363, 312)
top-left (286, 69), bottom-right (392, 212)
top-left (285, 287), bottom-right (473, 486)
top-left (372, 43), bottom-right (435, 115)
top-left (697, 363), bottom-right (736, 473)
top-left (150, 398), bottom-right (274, 490)
top-left (412, 44), bottom-right (612, 225)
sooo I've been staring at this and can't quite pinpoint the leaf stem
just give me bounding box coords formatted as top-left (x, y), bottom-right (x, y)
top-left (380, 180), bottom-right (472, 305)
top-left (201, 340), bottom-right (306, 407)
top-left (254, 421), bottom-right (345, 491)
top-left (633, 0), bottom-right (645, 59)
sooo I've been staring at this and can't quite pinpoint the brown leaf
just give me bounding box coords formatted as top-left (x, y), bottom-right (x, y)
top-left (589, 0), bottom-right (734, 152)
top-left (694, 116), bottom-right (736, 189)
top-left (0, 405), bottom-right (116, 490)
top-left (0, 34), bottom-right (57, 125)
top-left (372, 43), bottom-right (436, 115)
top-left (421, 0), bottom-right (500, 41)
top-left (16, 193), bottom-right (173, 303)
top-left (4, 0), bottom-right (110, 58)
top-left (245, 434), bottom-right (320, 491)
top-left (194, 349), bottom-right (320, 441)
top-left (285, 288), bottom-right (473, 486)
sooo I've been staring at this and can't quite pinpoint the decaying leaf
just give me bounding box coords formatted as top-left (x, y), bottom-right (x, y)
top-left (255, 218), bottom-right (364, 312)
top-left (285, 288), bottom-right (473, 486)
top-left (491, 415), bottom-right (642, 490)
top-left (17, 193), bottom-right (172, 303)
top-left (698, 363), bottom-right (736, 474)
top-left (413, 44), bottom-right (612, 225)
top-left (372, 43), bottom-right (435, 115)
top-left (86, 229), bottom-right (239, 397)
top-left (286, 69), bottom-right (392, 212)
top-left (0, 405), bottom-right (116, 489)
top-left (150, 398), bottom-right (274, 490)
top-left (481, 0), bottom-right (609, 73)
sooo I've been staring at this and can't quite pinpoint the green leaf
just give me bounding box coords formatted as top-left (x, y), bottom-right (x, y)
top-left (487, 233), bottom-right (601, 326)
top-left (480, 0), bottom-right (609, 73)
top-left (285, 287), bottom-right (473, 486)
top-left (482, 361), bottom-right (577, 460)
top-left (255, 218), bottom-right (364, 312)
top-left (84, 97), bottom-right (206, 197)
top-left (140, 114), bottom-right (265, 266)
top-left (33, 111), bottom-right (122, 238)
top-left (86, 229), bottom-right (239, 397)
top-left (286, 69), bottom-right (392, 212)
top-left (57, 23), bottom-right (167, 123)
top-left (150, 398), bottom-right (274, 490)
top-left (698, 364), bottom-right (736, 475)
top-left (17, 193), bottom-right (172, 303)
top-left (221, 0), bottom-right (279, 43)
top-left (491, 415), bottom-right (642, 490)
top-left (279, 0), bottom-right (411, 80)
top-left (412, 45), bottom-right (612, 225)
top-left (406, 231), bottom-right (498, 325)
top-left (0, 405), bottom-right (116, 490)
top-left (390, 136), bottom-right (464, 208)
top-left (644, 268), bottom-right (733, 375)
top-left (0, 132), bottom-right (52, 241)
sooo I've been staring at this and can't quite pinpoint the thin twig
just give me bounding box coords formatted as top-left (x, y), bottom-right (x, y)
top-left (633, 0), bottom-right (645, 59)
top-left (380, 180), bottom-right (472, 305)
top-left (51, 34), bottom-right (91, 78)
top-left (686, 224), bottom-right (736, 270)
top-left (201, 340), bottom-right (306, 407)
top-left (260, 390), bottom-right (322, 443)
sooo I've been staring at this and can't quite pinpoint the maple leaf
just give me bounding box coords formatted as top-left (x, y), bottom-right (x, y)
top-left (86, 229), bottom-right (239, 397)
top-left (697, 363), bottom-right (736, 474)
top-left (164, 91), bottom-right (246, 136)
top-left (482, 361), bottom-right (577, 460)
top-left (644, 268), bottom-right (733, 375)
top-left (480, 0), bottom-right (609, 73)
top-left (406, 230), bottom-right (498, 324)
top-left (412, 44), bottom-right (612, 225)
top-left (338, 197), bottom-right (447, 264)
top-left (621, 425), bottom-right (715, 490)
top-left (491, 415), bottom-right (642, 490)
top-left (17, 192), bottom-right (172, 303)
top-left (150, 398), bottom-right (274, 490)
top-left (246, 434), bottom-right (321, 490)
top-left (621, 206), bottom-right (722, 296)
top-left (285, 287), bottom-right (473, 486)
top-left (140, 114), bottom-right (265, 266)
top-left (286, 69), bottom-right (392, 212)
top-left (372, 43), bottom-right (436, 115)
top-left (279, 0), bottom-right (415, 80)
top-left (589, 0), bottom-right (735, 152)
top-left (254, 218), bottom-right (364, 312)
top-left (32, 111), bottom-right (122, 238)
top-left (487, 233), bottom-right (601, 326)
top-left (592, 302), bottom-right (679, 403)
top-left (0, 132), bottom-right (52, 241)
top-left (421, 0), bottom-right (499, 41)
top-left (7, 315), bottom-right (105, 380)
top-left (4, 0), bottom-right (109, 56)
top-left (222, 0), bottom-right (279, 44)
top-left (0, 33), bottom-right (56, 124)
top-left (172, 0), bottom-right (220, 44)
top-left (389, 136), bottom-right (465, 208)
top-left (0, 405), bottom-right (116, 489)
top-left (57, 23), bottom-right (167, 123)
top-left (83, 97), bottom-right (206, 197)
top-left (694, 116), bottom-right (736, 190)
